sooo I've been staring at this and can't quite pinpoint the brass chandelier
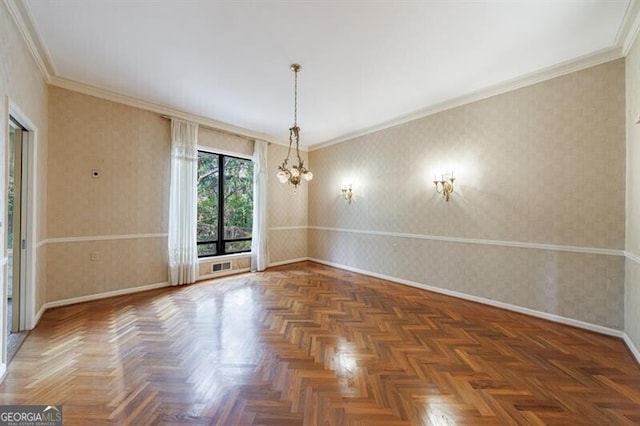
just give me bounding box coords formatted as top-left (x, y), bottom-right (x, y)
top-left (276, 63), bottom-right (313, 191)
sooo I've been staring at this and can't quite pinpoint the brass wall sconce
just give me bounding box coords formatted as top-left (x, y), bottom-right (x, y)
top-left (433, 172), bottom-right (455, 201)
top-left (341, 184), bottom-right (353, 204)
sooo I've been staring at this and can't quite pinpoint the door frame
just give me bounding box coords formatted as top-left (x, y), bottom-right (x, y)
top-left (8, 116), bottom-right (25, 333)
top-left (5, 99), bottom-right (38, 353)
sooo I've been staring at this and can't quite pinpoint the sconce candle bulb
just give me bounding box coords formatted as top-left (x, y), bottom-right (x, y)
top-left (434, 171), bottom-right (455, 202)
top-left (341, 184), bottom-right (353, 204)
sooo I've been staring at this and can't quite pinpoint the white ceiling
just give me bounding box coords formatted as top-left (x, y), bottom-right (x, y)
top-left (19, 0), bottom-right (633, 147)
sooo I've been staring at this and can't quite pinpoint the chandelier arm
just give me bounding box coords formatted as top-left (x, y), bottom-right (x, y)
top-left (284, 127), bottom-right (294, 166)
top-left (294, 127), bottom-right (304, 168)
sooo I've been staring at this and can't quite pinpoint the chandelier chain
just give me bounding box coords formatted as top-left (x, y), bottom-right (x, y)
top-left (293, 66), bottom-right (298, 126)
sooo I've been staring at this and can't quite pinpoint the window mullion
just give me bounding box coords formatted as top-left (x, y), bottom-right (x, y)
top-left (217, 154), bottom-right (225, 255)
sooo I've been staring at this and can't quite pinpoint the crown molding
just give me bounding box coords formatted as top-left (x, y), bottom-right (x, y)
top-left (7, 0), bottom-right (630, 152)
top-left (49, 76), bottom-right (296, 148)
top-left (3, 0), bottom-right (53, 82)
top-left (309, 47), bottom-right (623, 151)
top-left (5, 0), bottom-right (291, 148)
top-left (620, 0), bottom-right (640, 55)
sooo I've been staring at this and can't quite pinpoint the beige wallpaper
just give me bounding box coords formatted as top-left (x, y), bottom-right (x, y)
top-left (46, 238), bottom-right (166, 301)
top-left (310, 60), bottom-right (625, 248)
top-left (625, 33), bottom-right (640, 352)
top-left (199, 127), bottom-right (253, 157)
top-left (46, 87), bottom-right (309, 302)
top-left (309, 229), bottom-right (624, 328)
top-left (48, 87), bottom-right (170, 238)
top-left (309, 59), bottom-right (626, 329)
top-left (0, 2), bottom-right (48, 316)
top-left (267, 143), bottom-right (310, 264)
top-left (47, 87), bottom-right (171, 301)
top-left (269, 228), bottom-right (307, 264)
top-left (268, 143), bottom-right (309, 229)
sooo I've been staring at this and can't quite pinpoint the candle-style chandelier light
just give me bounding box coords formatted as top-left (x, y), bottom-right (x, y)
top-left (276, 64), bottom-right (313, 191)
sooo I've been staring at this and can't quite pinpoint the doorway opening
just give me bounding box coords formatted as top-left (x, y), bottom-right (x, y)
top-left (7, 116), bottom-right (29, 362)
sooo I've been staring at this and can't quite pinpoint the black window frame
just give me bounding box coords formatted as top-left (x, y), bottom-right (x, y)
top-left (197, 150), bottom-right (253, 258)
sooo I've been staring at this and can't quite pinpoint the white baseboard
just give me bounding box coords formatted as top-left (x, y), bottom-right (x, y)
top-left (308, 257), bottom-right (624, 338)
top-left (268, 257), bottom-right (310, 268)
top-left (32, 270), bottom-right (257, 328)
top-left (27, 257), bottom-right (639, 365)
top-left (43, 281), bottom-right (170, 310)
top-left (0, 363), bottom-right (6, 383)
top-left (32, 259), bottom-right (304, 327)
top-left (623, 333), bottom-right (640, 364)
top-left (32, 303), bottom-right (47, 328)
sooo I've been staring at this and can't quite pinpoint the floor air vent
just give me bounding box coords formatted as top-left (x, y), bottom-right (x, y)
top-left (212, 261), bottom-right (232, 273)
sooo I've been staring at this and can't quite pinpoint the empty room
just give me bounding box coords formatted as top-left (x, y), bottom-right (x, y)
top-left (0, 0), bottom-right (639, 424)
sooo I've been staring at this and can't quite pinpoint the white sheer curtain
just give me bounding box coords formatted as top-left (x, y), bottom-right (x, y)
top-left (251, 140), bottom-right (268, 272)
top-left (168, 118), bottom-right (199, 285)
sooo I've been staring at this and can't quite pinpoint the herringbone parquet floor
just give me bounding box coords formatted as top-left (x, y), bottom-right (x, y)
top-left (0, 262), bottom-right (639, 425)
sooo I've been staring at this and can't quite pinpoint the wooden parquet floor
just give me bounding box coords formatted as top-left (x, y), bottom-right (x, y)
top-left (0, 261), bottom-right (639, 425)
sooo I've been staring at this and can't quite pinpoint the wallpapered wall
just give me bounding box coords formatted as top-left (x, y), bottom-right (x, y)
top-left (268, 143), bottom-right (309, 265)
top-left (47, 87), bottom-right (170, 301)
top-left (47, 86), bottom-right (309, 302)
top-left (625, 36), bottom-right (640, 352)
top-left (309, 59), bottom-right (626, 329)
top-left (0, 2), bottom-right (48, 318)
top-left (3, 0), bottom-right (638, 360)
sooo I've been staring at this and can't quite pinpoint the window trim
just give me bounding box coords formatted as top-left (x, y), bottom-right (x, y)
top-left (198, 145), bottom-right (252, 161)
top-left (197, 150), bottom-right (253, 258)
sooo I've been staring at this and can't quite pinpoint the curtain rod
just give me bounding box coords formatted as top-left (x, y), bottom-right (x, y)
top-left (161, 114), bottom-right (261, 143)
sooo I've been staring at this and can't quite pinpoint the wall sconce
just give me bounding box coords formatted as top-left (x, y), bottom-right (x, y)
top-left (341, 184), bottom-right (353, 204)
top-left (433, 171), bottom-right (455, 201)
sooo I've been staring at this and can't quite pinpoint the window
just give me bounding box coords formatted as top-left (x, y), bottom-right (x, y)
top-left (197, 151), bottom-right (253, 257)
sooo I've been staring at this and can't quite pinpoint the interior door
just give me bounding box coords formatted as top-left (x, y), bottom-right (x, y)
top-left (7, 117), bottom-right (26, 333)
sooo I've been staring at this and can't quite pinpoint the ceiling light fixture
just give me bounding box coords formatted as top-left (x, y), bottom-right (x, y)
top-left (277, 63), bottom-right (313, 191)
